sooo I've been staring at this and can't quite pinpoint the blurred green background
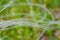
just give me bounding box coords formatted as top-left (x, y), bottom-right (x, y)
top-left (0, 0), bottom-right (60, 40)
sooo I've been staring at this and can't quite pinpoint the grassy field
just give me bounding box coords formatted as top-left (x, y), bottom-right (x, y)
top-left (0, 0), bottom-right (60, 40)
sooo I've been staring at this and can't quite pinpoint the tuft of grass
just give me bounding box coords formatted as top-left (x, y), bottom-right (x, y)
top-left (0, 0), bottom-right (60, 40)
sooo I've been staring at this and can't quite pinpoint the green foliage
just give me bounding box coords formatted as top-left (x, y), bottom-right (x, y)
top-left (0, 0), bottom-right (60, 40)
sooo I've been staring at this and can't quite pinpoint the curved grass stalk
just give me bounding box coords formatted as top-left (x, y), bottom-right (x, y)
top-left (0, 1), bottom-right (59, 40)
top-left (0, 0), bottom-right (14, 13)
top-left (11, 3), bottom-right (54, 21)
top-left (0, 20), bottom-right (43, 29)
top-left (36, 21), bottom-right (60, 40)
top-left (0, 2), bottom-right (54, 21)
top-left (36, 24), bottom-right (49, 40)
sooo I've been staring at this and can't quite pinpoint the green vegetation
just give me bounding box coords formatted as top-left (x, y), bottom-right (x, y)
top-left (0, 0), bottom-right (60, 40)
